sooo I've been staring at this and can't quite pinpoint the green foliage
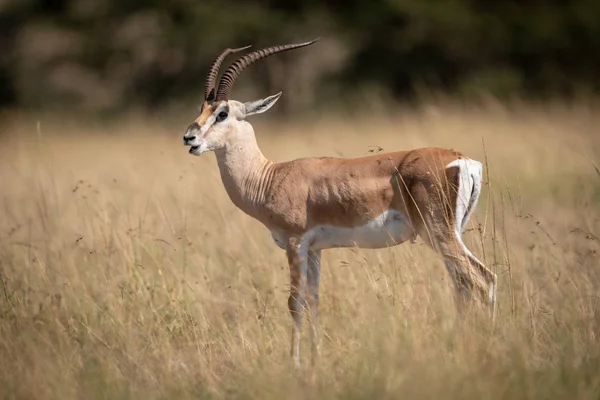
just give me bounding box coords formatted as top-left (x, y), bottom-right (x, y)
top-left (0, 0), bottom-right (599, 114)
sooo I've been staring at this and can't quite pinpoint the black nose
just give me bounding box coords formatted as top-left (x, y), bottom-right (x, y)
top-left (183, 123), bottom-right (200, 144)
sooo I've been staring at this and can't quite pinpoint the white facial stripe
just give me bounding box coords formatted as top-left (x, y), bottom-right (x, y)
top-left (200, 103), bottom-right (228, 136)
top-left (200, 114), bottom-right (216, 135)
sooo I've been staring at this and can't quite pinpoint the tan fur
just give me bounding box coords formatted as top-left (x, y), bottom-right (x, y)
top-left (252, 148), bottom-right (464, 234)
top-left (183, 98), bottom-right (497, 367)
top-left (194, 102), bottom-right (217, 125)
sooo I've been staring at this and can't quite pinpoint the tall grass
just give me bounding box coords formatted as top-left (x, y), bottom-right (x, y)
top-left (0, 101), bottom-right (599, 399)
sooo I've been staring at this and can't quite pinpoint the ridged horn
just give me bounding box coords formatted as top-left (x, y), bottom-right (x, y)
top-left (215, 38), bottom-right (320, 101)
top-left (204, 45), bottom-right (252, 101)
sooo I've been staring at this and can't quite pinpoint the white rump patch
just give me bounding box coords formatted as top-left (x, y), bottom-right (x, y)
top-left (306, 210), bottom-right (415, 251)
top-left (445, 158), bottom-right (483, 233)
top-left (446, 157), bottom-right (496, 308)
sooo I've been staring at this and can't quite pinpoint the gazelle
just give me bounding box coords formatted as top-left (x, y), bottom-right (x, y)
top-left (182, 39), bottom-right (497, 367)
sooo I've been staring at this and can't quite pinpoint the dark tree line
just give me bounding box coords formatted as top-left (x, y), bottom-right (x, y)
top-left (1, 0), bottom-right (599, 115)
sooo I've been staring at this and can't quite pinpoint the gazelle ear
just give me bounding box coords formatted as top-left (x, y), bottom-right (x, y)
top-left (243, 92), bottom-right (282, 117)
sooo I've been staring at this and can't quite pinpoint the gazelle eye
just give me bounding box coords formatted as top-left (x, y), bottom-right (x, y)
top-left (216, 111), bottom-right (228, 122)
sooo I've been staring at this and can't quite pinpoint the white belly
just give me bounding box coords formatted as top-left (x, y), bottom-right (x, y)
top-left (306, 210), bottom-right (414, 250)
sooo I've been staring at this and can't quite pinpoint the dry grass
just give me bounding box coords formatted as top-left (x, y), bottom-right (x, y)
top-left (1, 100), bottom-right (599, 399)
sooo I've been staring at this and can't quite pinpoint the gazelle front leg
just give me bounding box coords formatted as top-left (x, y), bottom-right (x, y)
top-left (307, 248), bottom-right (321, 365)
top-left (286, 237), bottom-right (307, 368)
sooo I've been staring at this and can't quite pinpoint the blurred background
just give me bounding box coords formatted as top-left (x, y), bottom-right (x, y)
top-left (1, 0), bottom-right (600, 120)
top-left (1, 2), bottom-right (600, 398)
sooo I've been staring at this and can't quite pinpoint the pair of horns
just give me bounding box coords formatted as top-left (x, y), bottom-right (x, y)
top-left (204, 38), bottom-right (320, 102)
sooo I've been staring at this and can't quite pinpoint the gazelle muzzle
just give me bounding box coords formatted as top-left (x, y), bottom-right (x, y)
top-left (183, 123), bottom-right (200, 145)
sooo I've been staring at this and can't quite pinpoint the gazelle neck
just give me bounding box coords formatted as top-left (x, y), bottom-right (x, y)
top-left (214, 123), bottom-right (274, 216)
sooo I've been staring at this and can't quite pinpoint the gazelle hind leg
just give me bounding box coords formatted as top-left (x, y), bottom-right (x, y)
top-left (413, 212), bottom-right (487, 311)
top-left (451, 158), bottom-right (497, 316)
top-left (413, 158), bottom-right (495, 314)
top-left (460, 238), bottom-right (497, 320)
top-left (430, 233), bottom-right (495, 313)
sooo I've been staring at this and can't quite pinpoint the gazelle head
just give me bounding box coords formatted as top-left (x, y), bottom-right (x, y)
top-left (183, 39), bottom-right (319, 156)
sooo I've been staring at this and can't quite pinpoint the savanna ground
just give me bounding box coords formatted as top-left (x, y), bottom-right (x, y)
top-left (1, 99), bottom-right (599, 399)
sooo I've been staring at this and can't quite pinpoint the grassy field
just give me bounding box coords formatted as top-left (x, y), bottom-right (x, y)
top-left (1, 100), bottom-right (599, 399)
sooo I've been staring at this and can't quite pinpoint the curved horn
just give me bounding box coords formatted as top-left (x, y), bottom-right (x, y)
top-left (215, 38), bottom-right (320, 101)
top-left (204, 45), bottom-right (252, 101)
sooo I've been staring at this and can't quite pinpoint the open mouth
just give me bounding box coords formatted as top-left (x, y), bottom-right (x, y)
top-left (189, 146), bottom-right (200, 154)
